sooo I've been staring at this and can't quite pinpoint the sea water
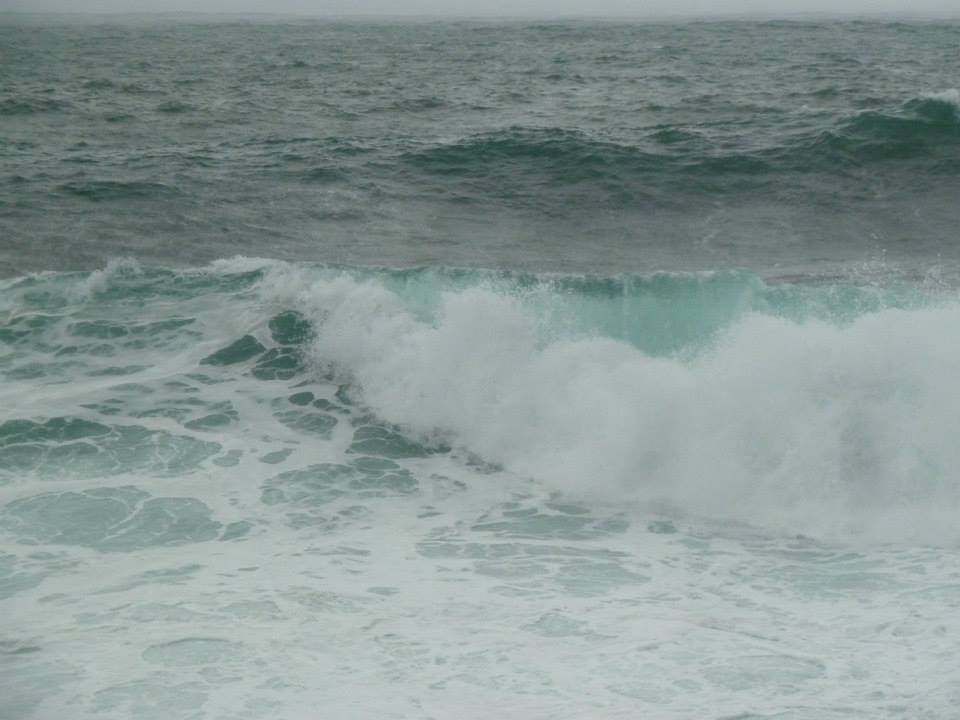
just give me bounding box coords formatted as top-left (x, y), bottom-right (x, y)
top-left (2, 17), bottom-right (960, 719)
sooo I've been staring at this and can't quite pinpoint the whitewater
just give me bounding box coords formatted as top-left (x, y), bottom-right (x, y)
top-left (3, 258), bottom-right (960, 719)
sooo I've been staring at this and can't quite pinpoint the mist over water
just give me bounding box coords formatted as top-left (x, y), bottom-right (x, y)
top-left (2, 17), bottom-right (960, 720)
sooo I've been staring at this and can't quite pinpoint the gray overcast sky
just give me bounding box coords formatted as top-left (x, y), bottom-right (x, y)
top-left (5, 0), bottom-right (959, 15)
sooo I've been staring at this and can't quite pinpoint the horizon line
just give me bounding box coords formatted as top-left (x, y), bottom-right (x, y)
top-left (4, 9), bottom-right (960, 19)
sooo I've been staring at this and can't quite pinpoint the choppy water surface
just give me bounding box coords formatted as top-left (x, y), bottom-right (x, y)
top-left (1, 18), bottom-right (959, 278)
top-left (2, 16), bottom-right (960, 720)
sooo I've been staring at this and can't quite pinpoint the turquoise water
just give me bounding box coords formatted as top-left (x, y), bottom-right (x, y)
top-left (2, 16), bottom-right (960, 720)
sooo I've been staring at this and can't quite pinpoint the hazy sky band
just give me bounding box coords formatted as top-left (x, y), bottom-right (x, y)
top-left (5, 0), bottom-right (960, 17)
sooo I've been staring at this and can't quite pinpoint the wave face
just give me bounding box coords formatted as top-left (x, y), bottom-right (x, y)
top-left (812, 91), bottom-right (960, 164)
top-left (4, 260), bottom-right (957, 543)
top-left (270, 264), bottom-right (960, 541)
top-left (400, 92), bottom-right (960, 182)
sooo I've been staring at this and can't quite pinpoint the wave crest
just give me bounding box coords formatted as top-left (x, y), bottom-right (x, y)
top-left (398, 92), bottom-right (960, 202)
top-left (253, 263), bottom-right (960, 543)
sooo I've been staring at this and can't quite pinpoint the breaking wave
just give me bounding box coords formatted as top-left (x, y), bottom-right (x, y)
top-left (5, 259), bottom-right (960, 542)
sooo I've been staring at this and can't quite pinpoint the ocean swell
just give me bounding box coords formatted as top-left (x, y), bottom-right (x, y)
top-left (394, 91), bottom-right (960, 204)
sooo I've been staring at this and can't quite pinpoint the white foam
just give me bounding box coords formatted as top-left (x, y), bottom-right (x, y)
top-left (923, 88), bottom-right (960, 111)
top-left (295, 273), bottom-right (960, 543)
top-left (71, 257), bottom-right (143, 302)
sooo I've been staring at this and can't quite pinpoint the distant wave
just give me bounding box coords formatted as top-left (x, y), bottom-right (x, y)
top-left (398, 92), bottom-right (960, 194)
top-left (810, 90), bottom-right (960, 163)
top-left (0, 96), bottom-right (71, 116)
top-left (55, 179), bottom-right (180, 202)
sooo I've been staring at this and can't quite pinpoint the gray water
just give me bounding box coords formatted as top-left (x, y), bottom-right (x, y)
top-left (2, 18), bottom-right (960, 278)
top-left (2, 16), bottom-right (960, 720)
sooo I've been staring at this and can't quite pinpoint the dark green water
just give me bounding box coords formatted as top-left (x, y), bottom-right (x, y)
top-left (2, 17), bottom-right (959, 277)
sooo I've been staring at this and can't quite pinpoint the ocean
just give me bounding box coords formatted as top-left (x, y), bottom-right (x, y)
top-left (2, 16), bottom-right (960, 719)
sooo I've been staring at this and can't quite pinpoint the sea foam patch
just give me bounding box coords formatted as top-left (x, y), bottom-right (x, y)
top-left (2, 262), bottom-right (960, 720)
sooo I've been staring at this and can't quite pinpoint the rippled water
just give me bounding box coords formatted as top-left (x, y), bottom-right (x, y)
top-left (1, 18), bottom-right (959, 277)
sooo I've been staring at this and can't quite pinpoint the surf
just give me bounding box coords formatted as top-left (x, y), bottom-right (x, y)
top-left (3, 259), bottom-right (959, 542)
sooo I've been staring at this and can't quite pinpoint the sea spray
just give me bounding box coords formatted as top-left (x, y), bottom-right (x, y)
top-left (246, 261), bottom-right (960, 541)
top-left (4, 260), bottom-right (960, 719)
